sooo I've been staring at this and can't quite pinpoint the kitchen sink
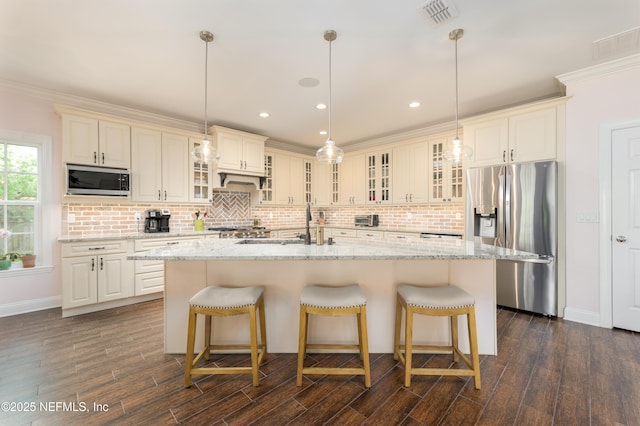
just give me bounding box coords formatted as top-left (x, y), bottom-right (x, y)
top-left (234, 239), bottom-right (308, 245)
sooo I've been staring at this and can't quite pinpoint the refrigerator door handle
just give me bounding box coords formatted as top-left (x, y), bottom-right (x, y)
top-left (519, 255), bottom-right (553, 264)
top-left (504, 166), bottom-right (512, 248)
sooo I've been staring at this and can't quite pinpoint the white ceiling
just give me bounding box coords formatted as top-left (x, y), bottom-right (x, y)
top-left (1, 0), bottom-right (639, 151)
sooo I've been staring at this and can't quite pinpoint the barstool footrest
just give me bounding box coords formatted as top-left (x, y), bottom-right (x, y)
top-left (191, 366), bottom-right (255, 376)
top-left (302, 367), bottom-right (367, 376)
top-left (306, 343), bottom-right (361, 351)
top-left (411, 367), bottom-right (477, 377)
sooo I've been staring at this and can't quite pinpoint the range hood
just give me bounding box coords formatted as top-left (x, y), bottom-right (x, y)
top-left (217, 172), bottom-right (264, 190)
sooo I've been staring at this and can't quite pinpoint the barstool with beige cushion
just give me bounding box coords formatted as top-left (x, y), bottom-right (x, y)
top-left (184, 286), bottom-right (267, 387)
top-left (394, 284), bottom-right (481, 389)
top-left (296, 284), bottom-right (371, 388)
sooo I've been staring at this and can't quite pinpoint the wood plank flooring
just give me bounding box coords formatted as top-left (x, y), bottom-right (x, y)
top-left (0, 299), bottom-right (638, 425)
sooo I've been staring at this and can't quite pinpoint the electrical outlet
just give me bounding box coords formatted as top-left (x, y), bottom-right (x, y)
top-left (67, 213), bottom-right (75, 223)
top-left (406, 212), bottom-right (412, 219)
top-left (134, 212), bottom-right (142, 221)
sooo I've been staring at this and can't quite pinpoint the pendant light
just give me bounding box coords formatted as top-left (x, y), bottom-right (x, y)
top-left (316, 30), bottom-right (344, 164)
top-left (192, 30), bottom-right (217, 165)
top-left (443, 28), bottom-right (472, 166)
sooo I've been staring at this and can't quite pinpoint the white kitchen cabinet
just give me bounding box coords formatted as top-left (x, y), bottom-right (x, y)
top-left (274, 152), bottom-right (306, 205)
top-left (313, 162), bottom-right (340, 206)
top-left (340, 154), bottom-right (366, 205)
top-left (134, 237), bottom-right (200, 296)
top-left (212, 126), bottom-right (267, 176)
top-left (260, 153), bottom-right (274, 204)
top-left (131, 128), bottom-right (189, 202)
top-left (392, 141), bottom-right (429, 204)
top-left (366, 150), bottom-right (392, 204)
top-left (62, 114), bottom-right (131, 169)
top-left (463, 101), bottom-right (560, 167)
top-left (61, 240), bottom-right (133, 309)
top-left (428, 134), bottom-right (464, 203)
top-left (189, 138), bottom-right (213, 203)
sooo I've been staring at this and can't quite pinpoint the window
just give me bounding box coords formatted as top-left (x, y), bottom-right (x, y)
top-left (0, 130), bottom-right (51, 268)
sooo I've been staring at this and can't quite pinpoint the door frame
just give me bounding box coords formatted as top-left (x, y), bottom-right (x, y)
top-left (598, 119), bottom-right (640, 328)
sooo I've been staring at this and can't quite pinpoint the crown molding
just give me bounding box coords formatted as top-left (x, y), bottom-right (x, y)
top-left (556, 54), bottom-right (640, 86)
top-left (0, 78), bottom-right (202, 133)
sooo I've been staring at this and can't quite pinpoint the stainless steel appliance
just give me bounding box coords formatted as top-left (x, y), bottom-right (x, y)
top-left (354, 214), bottom-right (379, 227)
top-left (208, 227), bottom-right (271, 239)
top-left (145, 209), bottom-right (171, 233)
top-left (466, 161), bottom-right (557, 316)
top-left (66, 164), bottom-right (130, 196)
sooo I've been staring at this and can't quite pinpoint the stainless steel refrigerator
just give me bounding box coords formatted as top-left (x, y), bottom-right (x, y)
top-left (465, 161), bottom-right (557, 316)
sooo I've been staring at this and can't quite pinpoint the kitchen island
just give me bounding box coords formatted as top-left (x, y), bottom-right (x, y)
top-left (129, 237), bottom-right (541, 355)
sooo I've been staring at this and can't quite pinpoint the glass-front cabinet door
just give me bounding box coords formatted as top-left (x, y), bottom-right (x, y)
top-left (366, 150), bottom-right (392, 204)
top-left (428, 135), bottom-right (464, 203)
top-left (261, 152), bottom-right (274, 204)
top-left (189, 138), bottom-right (212, 203)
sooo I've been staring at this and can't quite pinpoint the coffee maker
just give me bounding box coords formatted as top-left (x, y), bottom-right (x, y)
top-left (145, 209), bottom-right (171, 233)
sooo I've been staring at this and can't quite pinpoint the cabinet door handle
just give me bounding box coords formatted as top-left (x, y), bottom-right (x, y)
top-left (244, 161), bottom-right (247, 169)
top-left (167, 241), bottom-right (179, 245)
top-left (101, 152), bottom-right (105, 164)
top-left (100, 257), bottom-right (104, 270)
top-left (88, 247), bottom-right (106, 251)
top-left (396, 236), bottom-right (406, 239)
top-left (164, 190), bottom-right (167, 201)
top-left (405, 194), bottom-right (408, 202)
top-left (410, 194), bottom-right (413, 202)
top-left (510, 149), bottom-right (514, 162)
top-left (503, 150), bottom-right (507, 162)
top-left (91, 258), bottom-right (95, 271)
top-left (157, 190), bottom-right (161, 201)
top-left (93, 152), bottom-right (97, 164)
top-left (240, 160), bottom-right (243, 169)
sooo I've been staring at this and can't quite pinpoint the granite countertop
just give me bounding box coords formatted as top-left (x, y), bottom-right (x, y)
top-left (58, 230), bottom-right (221, 243)
top-left (127, 237), bottom-right (542, 262)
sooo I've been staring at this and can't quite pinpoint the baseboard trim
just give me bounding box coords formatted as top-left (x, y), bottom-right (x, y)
top-left (61, 293), bottom-right (163, 318)
top-left (0, 296), bottom-right (62, 317)
top-left (563, 307), bottom-right (603, 327)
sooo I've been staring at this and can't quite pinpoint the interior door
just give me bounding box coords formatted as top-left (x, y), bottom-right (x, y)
top-left (612, 125), bottom-right (640, 332)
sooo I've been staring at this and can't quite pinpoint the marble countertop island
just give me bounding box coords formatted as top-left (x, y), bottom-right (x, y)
top-left (140, 237), bottom-right (542, 355)
top-left (127, 237), bottom-right (541, 262)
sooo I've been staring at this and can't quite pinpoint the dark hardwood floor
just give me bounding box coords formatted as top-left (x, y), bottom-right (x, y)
top-left (1, 299), bottom-right (638, 425)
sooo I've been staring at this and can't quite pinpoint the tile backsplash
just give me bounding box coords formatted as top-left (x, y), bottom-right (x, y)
top-left (62, 194), bottom-right (464, 237)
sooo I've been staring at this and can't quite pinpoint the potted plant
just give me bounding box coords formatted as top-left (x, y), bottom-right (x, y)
top-left (7, 252), bottom-right (21, 268)
top-left (21, 253), bottom-right (36, 268)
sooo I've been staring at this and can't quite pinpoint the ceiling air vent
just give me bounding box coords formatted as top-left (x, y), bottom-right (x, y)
top-left (418, 0), bottom-right (459, 27)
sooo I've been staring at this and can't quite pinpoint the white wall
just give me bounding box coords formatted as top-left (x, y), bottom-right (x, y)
top-left (559, 55), bottom-right (640, 324)
top-left (0, 87), bottom-right (63, 315)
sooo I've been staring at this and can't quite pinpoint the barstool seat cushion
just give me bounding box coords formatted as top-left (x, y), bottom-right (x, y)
top-left (397, 284), bottom-right (474, 309)
top-left (300, 284), bottom-right (366, 309)
top-left (189, 286), bottom-right (264, 309)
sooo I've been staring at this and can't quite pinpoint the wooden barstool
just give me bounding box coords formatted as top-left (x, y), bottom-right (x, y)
top-left (394, 284), bottom-right (481, 389)
top-left (184, 286), bottom-right (267, 387)
top-left (296, 284), bottom-right (371, 388)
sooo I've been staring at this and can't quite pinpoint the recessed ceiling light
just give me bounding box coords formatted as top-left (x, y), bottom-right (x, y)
top-left (299, 77), bottom-right (320, 87)
top-left (259, 112), bottom-right (270, 118)
top-left (316, 103), bottom-right (327, 110)
top-left (409, 101), bottom-right (421, 108)
top-left (319, 130), bottom-right (327, 135)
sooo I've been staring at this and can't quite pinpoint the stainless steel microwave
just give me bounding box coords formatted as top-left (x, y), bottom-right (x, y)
top-left (354, 214), bottom-right (379, 227)
top-left (66, 164), bottom-right (130, 196)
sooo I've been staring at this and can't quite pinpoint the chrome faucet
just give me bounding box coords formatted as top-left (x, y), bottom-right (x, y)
top-left (304, 203), bottom-right (312, 245)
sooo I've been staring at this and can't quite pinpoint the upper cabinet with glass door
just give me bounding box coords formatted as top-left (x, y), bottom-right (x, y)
top-left (189, 138), bottom-right (213, 203)
top-left (366, 150), bottom-right (392, 204)
top-left (428, 133), bottom-right (464, 203)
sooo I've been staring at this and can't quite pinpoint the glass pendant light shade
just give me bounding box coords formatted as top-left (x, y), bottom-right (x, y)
top-left (443, 136), bottom-right (472, 166)
top-left (316, 137), bottom-right (344, 164)
top-left (192, 30), bottom-right (217, 165)
top-left (443, 28), bottom-right (473, 165)
top-left (316, 30), bottom-right (344, 164)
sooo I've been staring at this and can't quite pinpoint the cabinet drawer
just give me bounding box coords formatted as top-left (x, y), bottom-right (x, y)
top-left (385, 231), bottom-right (420, 242)
top-left (62, 239), bottom-right (128, 257)
top-left (134, 236), bottom-right (200, 251)
top-left (135, 259), bottom-right (164, 274)
top-left (331, 229), bottom-right (357, 238)
top-left (356, 230), bottom-right (384, 240)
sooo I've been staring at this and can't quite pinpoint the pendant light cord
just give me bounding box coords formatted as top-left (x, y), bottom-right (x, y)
top-left (204, 37), bottom-right (209, 137)
top-left (454, 33), bottom-right (459, 140)
top-left (328, 36), bottom-right (332, 141)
